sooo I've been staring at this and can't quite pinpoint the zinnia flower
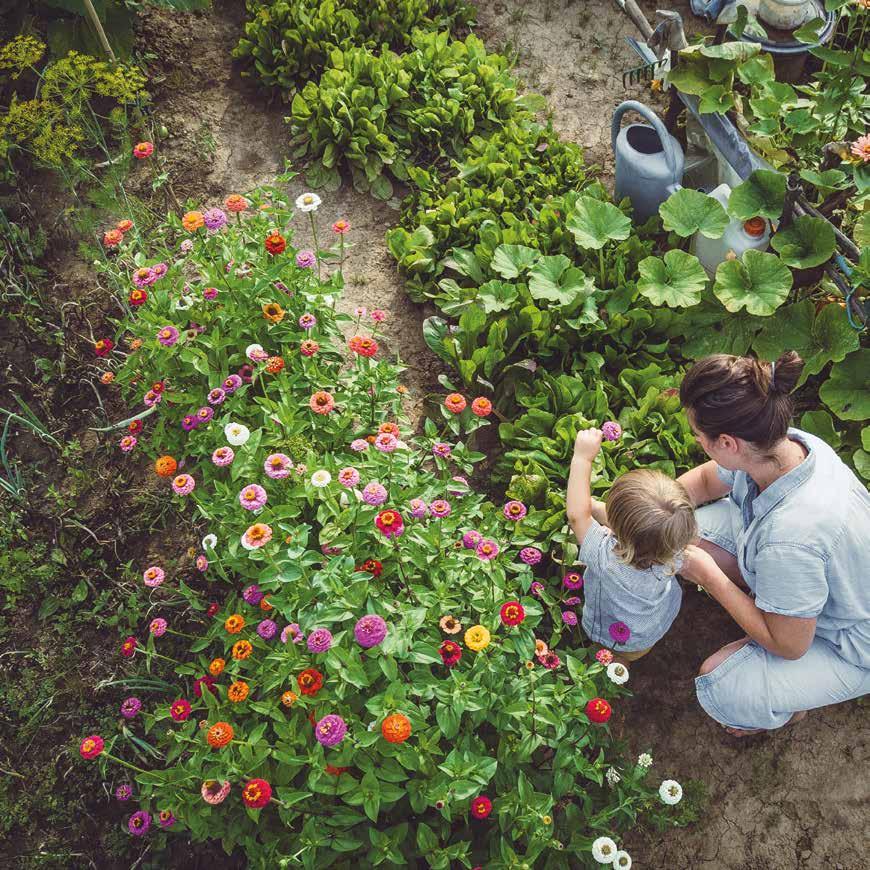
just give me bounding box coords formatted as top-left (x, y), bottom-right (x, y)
top-left (120, 697), bottom-right (141, 719)
top-left (201, 780), bottom-right (231, 804)
top-left (281, 690), bottom-right (298, 707)
top-left (241, 523), bottom-right (272, 550)
top-left (371, 309), bottom-right (386, 322)
top-left (471, 397), bottom-right (493, 417)
top-left (851, 134), bottom-right (870, 163)
top-left (170, 699), bottom-right (191, 721)
top-left (158, 810), bottom-right (175, 829)
top-left (128, 289), bottom-right (147, 306)
top-left (207, 387), bottom-right (226, 405)
top-left (128, 810), bottom-right (151, 836)
top-left (115, 784), bottom-right (132, 801)
top-left (172, 473), bottom-right (195, 496)
top-left (349, 336), bottom-right (378, 357)
top-left (79, 735), bottom-right (104, 759)
top-left (540, 651), bottom-right (561, 670)
top-left (265, 453), bottom-right (292, 479)
top-left (228, 681), bottom-right (250, 703)
top-left (103, 229), bottom-right (123, 247)
top-left (462, 529), bottom-right (482, 549)
top-left (120, 636), bottom-right (136, 657)
top-left (470, 795), bottom-right (492, 819)
top-left (408, 498), bottom-right (428, 518)
top-left (439, 639), bottom-right (463, 667)
top-left (94, 338), bottom-right (114, 357)
top-left (307, 628), bottom-right (333, 653)
top-left (591, 836), bottom-right (618, 864)
top-left (464, 625), bottom-right (491, 652)
top-left (637, 753), bottom-right (653, 768)
top-left (193, 674), bottom-right (216, 697)
top-left (239, 483), bottom-right (267, 511)
top-left (375, 509), bottom-right (404, 539)
top-left (157, 325), bottom-right (180, 347)
top-left (381, 713), bottom-right (411, 743)
top-left (519, 547), bottom-right (542, 566)
top-left (362, 482), bottom-right (388, 505)
top-left (315, 714), bottom-right (347, 747)
top-left (300, 339), bottom-right (319, 356)
top-left (296, 192), bottom-right (321, 212)
top-left (297, 668), bottom-right (323, 696)
top-left (203, 207), bottom-right (227, 231)
top-left (225, 194), bottom-right (248, 212)
top-left (225, 422), bottom-right (250, 445)
top-left (311, 469), bottom-right (332, 488)
top-left (586, 697), bottom-right (612, 724)
top-left (209, 658), bottom-right (225, 676)
top-left (309, 391), bottom-right (335, 414)
top-left (602, 421), bottom-right (622, 441)
top-left (133, 141), bottom-right (153, 159)
top-left (562, 610), bottom-right (578, 626)
top-left (429, 499), bottom-right (451, 519)
top-left (614, 850), bottom-right (632, 869)
top-left (607, 662), bottom-right (629, 685)
top-left (262, 301), bottom-right (285, 323)
top-left (503, 500), bottom-right (527, 521)
top-left (338, 466), bottom-right (360, 487)
top-left (596, 649), bottom-right (614, 665)
top-left (609, 621), bottom-right (631, 645)
top-left (257, 619), bottom-right (277, 640)
top-left (150, 617), bottom-right (167, 636)
top-left (182, 210), bottom-right (204, 232)
top-left (563, 572), bottom-right (583, 590)
top-left (143, 565), bottom-right (164, 587)
top-left (264, 231), bottom-right (286, 255)
top-left (212, 446), bottom-right (235, 466)
top-left (444, 393), bottom-right (466, 413)
top-left (500, 601), bottom-right (525, 626)
top-left (296, 249), bottom-right (316, 268)
top-left (475, 539), bottom-right (500, 561)
top-left (281, 623), bottom-right (303, 644)
top-left (350, 438), bottom-right (369, 452)
top-left (232, 639), bottom-right (253, 660)
top-left (223, 374), bottom-right (243, 393)
top-left (440, 615), bottom-right (461, 634)
top-left (659, 780), bottom-right (683, 805)
top-left (332, 218), bottom-right (350, 234)
top-left (354, 614), bottom-right (388, 648)
top-left (242, 778), bottom-right (272, 808)
top-left (203, 286), bottom-right (218, 300)
top-left (206, 720), bottom-right (234, 749)
top-left (374, 432), bottom-right (397, 452)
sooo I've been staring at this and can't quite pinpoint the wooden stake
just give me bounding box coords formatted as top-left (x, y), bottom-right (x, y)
top-left (82, 0), bottom-right (116, 62)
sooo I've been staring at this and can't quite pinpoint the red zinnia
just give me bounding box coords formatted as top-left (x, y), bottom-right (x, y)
top-left (357, 559), bottom-right (383, 577)
top-left (470, 795), bottom-right (492, 819)
top-left (94, 338), bottom-right (114, 358)
top-left (471, 397), bottom-right (493, 417)
top-left (206, 602), bottom-right (220, 617)
top-left (349, 336), bottom-right (378, 357)
top-left (242, 778), bottom-right (272, 808)
top-left (439, 640), bottom-right (462, 668)
top-left (499, 601), bottom-right (526, 626)
top-left (79, 734), bottom-right (104, 760)
top-left (297, 668), bottom-right (323, 696)
top-left (586, 697), bottom-right (612, 724)
top-left (193, 674), bottom-right (216, 697)
top-left (120, 636), bottom-right (136, 657)
top-left (133, 141), bottom-right (154, 159)
top-left (170, 699), bottom-right (191, 721)
top-left (325, 763), bottom-right (350, 776)
top-left (129, 289), bottom-right (148, 306)
top-left (265, 356), bottom-right (285, 374)
top-left (103, 229), bottom-right (123, 247)
top-left (264, 231), bottom-right (286, 255)
top-left (375, 509), bottom-right (404, 539)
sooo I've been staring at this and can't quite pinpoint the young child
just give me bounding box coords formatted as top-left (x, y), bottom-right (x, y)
top-left (566, 428), bottom-right (697, 662)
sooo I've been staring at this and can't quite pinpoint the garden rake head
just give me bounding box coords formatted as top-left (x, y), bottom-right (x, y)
top-left (622, 58), bottom-right (667, 88)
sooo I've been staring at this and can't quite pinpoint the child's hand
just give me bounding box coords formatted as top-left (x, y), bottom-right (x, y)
top-left (681, 544), bottom-right (722, 589)
top-left (573, 428), bottom-right (603, 461)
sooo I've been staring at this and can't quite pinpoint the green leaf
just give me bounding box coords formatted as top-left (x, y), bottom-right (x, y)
top-left (863, 427), bottom-right (870, 452)
top-left (370, 174), bottom-right (393, 201)
top-left (727, 170), bottom-right (786, 221)
top-left (490, 244), bottom-right (539, 278)
top-left (799, 410), bottom-right (841, 449)
top-left (752, 300), bottom-right (859, 384)
top-left (713, 250), bottom-right (792, 316)
top-left (799, 169), bottom-right (847, 191)
top-left (820, 349), bottom-right (870, 421)
top-left (698, 41), bottom-right (760, 62)
top-left (659, 188), bottom-right (729, 239)
top-left (528, 255), bottom-right (595, 305)
top-left (567, 196), bottom-right (632, 250)
top-left (478, 280), bottom-right (519, 314)
top-left (793, 17), bottom-right (827, 44)
top-left (853, 449), bottom-right (870, 481)
top-left (770, 216), bottom-right (836, 269)
top-left (854, 213), bottom-right (870, 249)
top-left (637, 250), bottom-right (708, 308)
top-left (435, 703), bottom-right (460, 738)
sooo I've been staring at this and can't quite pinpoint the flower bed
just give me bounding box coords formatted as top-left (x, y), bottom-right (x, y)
top-left (83, 191), bottom-right (689, 866)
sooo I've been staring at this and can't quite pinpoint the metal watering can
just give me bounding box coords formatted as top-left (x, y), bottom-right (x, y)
top-left (612, 100), bottom-right (684, 223)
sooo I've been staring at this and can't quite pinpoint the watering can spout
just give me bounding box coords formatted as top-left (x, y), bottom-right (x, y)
top-left (612, 101), bottom-right (685, 223)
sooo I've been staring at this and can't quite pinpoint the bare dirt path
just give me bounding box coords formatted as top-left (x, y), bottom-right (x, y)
top-left (134, 2), bottom-right (867, 867)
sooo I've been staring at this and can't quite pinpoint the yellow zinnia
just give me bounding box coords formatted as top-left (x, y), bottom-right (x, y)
top-left (464, 625), bottom-right (491, 652)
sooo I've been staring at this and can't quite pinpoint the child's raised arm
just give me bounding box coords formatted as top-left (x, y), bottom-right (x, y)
top-left (566, 428), bottom-right (604, 545)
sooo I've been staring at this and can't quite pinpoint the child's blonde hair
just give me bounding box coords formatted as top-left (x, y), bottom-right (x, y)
top-left (605, 469), bottom-right (696, 571)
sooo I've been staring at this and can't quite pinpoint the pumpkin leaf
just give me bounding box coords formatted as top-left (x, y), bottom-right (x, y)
top-left (727, 170), bottom-right (786, 221)
top-left (770, 215), bottom-right (836, 269)
top-left (820, 349), bottom-right (870, 421)
top-left (799, 410), bottom-right (841, 449)
top-left (477, 280), bottom-right (519, 314)
top-left (490, 244), bottom-right (540, 279)
top-left (637, 250), bottom-right (708, 308)
top-left (854, 213), bottom-right (870, 249)
top-left (528, 256), bottom-right (595, 306)
top-left (752, 300), bottom-right (859, 385)
top-left (713, 250), bottom-right (792, 316)
top-left (799, 168), bottom-right (848, 192)
top-left (567, 196), bottom-right (632, 250)
top-left (659, 188), bottom-right (729, 239)
top-left (853, 449), bottom-right (870, 481)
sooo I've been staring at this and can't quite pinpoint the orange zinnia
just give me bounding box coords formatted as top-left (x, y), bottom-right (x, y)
top-left (224, 614), bottom-right (245, 634)
top-left (444, 393), bottom-right (467, 413)
top-left (154, 456), bottom-right (177, 478)
top-left (259, 596), bottom-right (273, 612)
top-left (182, 210), bottom-right (204, 232)
top-left (228, 681), bottom-right (249, 703)
top-left (378, 422), bottom-right (400, 436)
top-left (208, 658), bottom-right (225, 676)
top-left (232, 640), bottom-right (253, 660)
top-left (262, 302), bottom-right (285, 323)
top-left (381, 713), bottom-right (411, 744)
top-left (206, 721), bottom-right (234, 749)
top-left (281, 690), bottom-right (297, 707)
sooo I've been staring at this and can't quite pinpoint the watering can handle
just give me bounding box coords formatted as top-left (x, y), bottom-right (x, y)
top-left (611, 100), bottom-right (680, 180)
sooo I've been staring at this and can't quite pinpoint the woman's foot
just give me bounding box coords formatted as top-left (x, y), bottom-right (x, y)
top-left (724, 710), bottom-right (807, 738)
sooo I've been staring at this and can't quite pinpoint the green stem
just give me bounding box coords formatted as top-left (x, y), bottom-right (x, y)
top-left (104, 752), bottom-right (149, 775)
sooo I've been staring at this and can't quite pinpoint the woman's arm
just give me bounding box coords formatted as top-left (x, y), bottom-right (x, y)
top-left (682, 545), bottom-right (816, 659)
top-left (677, 460), bottom-right (732, 507)
top-left (566, 429), bottom-right (604, 544)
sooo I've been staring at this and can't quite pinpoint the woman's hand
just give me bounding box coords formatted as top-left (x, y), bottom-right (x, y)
top-left (681, 544), bottom-right (726, 590)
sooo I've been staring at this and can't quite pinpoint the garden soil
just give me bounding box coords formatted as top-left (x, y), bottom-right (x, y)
top-left (30, 0), bottom-right (865, 865)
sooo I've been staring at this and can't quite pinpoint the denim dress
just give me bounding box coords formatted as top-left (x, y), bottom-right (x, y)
top-left (695, 428), bottom-right (870, 730)
top-left (579, 519), bottom-right (683, 653)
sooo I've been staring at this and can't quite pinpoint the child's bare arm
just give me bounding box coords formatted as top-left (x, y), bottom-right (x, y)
top-left (566, 429), bottom-right (604, 544)
top-left (591, 498), bottom-right (608, 527)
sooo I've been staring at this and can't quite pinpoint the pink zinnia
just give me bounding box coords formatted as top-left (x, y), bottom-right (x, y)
top-left (375, 509), bottom-right (404, 539)
top-left (143, 565), bottom-right (165, 588)
top-left (432, 442), bottom-right (452, 458)
top-left (375, 433), bottom-right (397, 453)
top-left (462, 529), bottom-right (482, 549)
top-left (281, 623), bottom-right (303, 644)
top-left (172, 474), bottom-right (195, 496)
top-left (309, 391), bottom-right (335, 414)
top-left (203, 286), bottom-right (218, 300)
top-left (241, 523), bottom-right (272, 550)
top-left (131, 266), bottom-right (156, 288)
top-left (119, 435), bottom-right (137, 452)
top-left (298, 312), bottom-right (317, 329)
top-left (429, 499), bottom-right (451, 519)
top-left (150, 617), bottom-right (167, 636)
top-left (408, 498), bottom-right (428, 518)
top-left (207, 387), bottom-right (226, 405)
top-left (540, 652), bottom-right (561, 670)
top-left (562, 610), bottom-right (578, 626)
top-left (257, 619), bottom-right (277, 640)
top-left (170, 698), bottom-right (191, 721)
top-left (350, 438), bottom-right (369, 452)
top-left (354, 614), bottom-right (388, 648)
top-left (143, 390), bottom-right (162, 407)
top-left (563, 572), bottom-right (584, 590)
top-left (201, 780), bottom-right (231, 804)
top-left (157, 325), bottom-right (180, 347)
top-left (203, 207), bottom-right (227, 231)
top-left (264, 453), bottom-right (292, 479)
top-left (338, 467), bottom-right (360, 487)
top-left (314, 714), bottom-right (347, 747)
top-left (602, 421), bottom-right (622, 442)
top-left (609, 621), bottom-right (631, 644)
top-left (371, 309), bottom-right (386, 322)
top-left (212, 446), bottom-right (235, 466)
top-left (362, 482), bottom-right (388, 506)
top-left (476, 539), bottom-right (500, 561)
top-left (239, 484), bottom-right (267, 511)
top-left (307, 628), bottom-right (333, 653)
top-left (243, 584), bottom-right (263, 605)
top-left (519, 547), bottom-right (542, 566)
top-left (296, 250), bottom-right (316, 269)
top-left (530, 581), bottom-right (544, 597)
top-left (851, 134), bottom-right (870, 163)
top-left (79, 735), bottom-right (104, 759)
top-left (596, 649), bottom-right (614, 665)
top-left (195, 554), bottom-right (208, 572)
top-left (503, 500), bottom-right (527, 521)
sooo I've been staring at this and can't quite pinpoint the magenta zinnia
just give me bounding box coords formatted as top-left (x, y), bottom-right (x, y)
top-left (315, 714), bottom-right (347, 747)
top-left (354, 614), bottom-right (388, 648)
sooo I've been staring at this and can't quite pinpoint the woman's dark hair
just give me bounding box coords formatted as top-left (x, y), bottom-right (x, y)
top-left (679, 351), bottom-right (804, 449)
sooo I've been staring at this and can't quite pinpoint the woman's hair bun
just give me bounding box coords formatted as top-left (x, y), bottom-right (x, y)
top-left (770, 351), bottom-right (804, 395)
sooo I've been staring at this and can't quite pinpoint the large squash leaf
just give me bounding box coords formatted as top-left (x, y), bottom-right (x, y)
top-left (567, 196), bottom-right (632, 250)
top-left (713, 250), bottom-right (792, 316)
top-left (819, 349), bottom-right (870, 421)
top-left (770, 215), bottom-right (836, 269)
top-left (727, 170), bottom-right (786, 221)
top-left (637, 250), bottom-right (708, 308)
top-left (659, 188), bottom-right (729, 239)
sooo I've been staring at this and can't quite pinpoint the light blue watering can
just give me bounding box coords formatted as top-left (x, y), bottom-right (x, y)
top-left (612, 101), bottom-right (684, 223)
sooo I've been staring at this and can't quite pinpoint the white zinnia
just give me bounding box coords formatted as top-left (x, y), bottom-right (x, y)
top-left (614, 850), bottom-right (632, 869)
top-left (605, 766), bottom-right (621, 787)
top-left (202, 534), bottom-right (217, 550)
top-left (296, 192), bottom-right (321, 212)
top-left (174, 295), bottom-right (194, 310)
top-left (310, 469), bottom-right (331, 488)
top-left (245, 343), bottom-right (268, 362)
top-left (607, 662), bottom-right (629, 685)
top-left (225, 422), bottom-right (250, 446)
top-left (637, 753), bottom-right (653, 769)
top-left (591, 836), bottom-right (618, 864)
top-left (659, 779), bottom-right (683, 805)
